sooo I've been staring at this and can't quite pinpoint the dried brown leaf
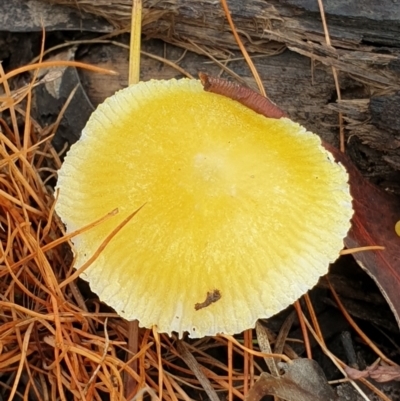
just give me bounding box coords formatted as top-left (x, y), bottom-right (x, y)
top-left (245, 359), bottom-right (338, 401)
top-left (325, 143), bottom-right (400, 330)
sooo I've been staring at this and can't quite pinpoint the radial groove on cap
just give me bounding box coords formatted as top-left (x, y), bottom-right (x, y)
top-left (56, 78), bottom-right (353, 338)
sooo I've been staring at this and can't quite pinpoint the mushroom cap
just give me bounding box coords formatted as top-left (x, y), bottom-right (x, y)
top-left (56, 78), bottom-right (353, 338)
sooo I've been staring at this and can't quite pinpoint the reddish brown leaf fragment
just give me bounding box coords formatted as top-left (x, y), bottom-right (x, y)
top-left (199, 72), bottom-right (287, 119)
top-left (324, 142), bottom-right (400, 329)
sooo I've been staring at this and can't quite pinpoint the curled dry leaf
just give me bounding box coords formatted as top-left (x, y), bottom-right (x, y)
top-left (343, 366), bottom-right (370, 381)
top-left (345, 364), bottom-right (400, 383)
top-left (245, 359), bottom-right (337, 401)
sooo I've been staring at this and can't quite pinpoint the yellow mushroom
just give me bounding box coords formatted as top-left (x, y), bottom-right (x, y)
top-left (395, 221), bottom-right (400, 237)
top-left (56, 78), bottom-right (353, 338)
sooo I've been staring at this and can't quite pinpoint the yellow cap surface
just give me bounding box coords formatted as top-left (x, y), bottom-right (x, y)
top-left (56, 78), bottom-right (353, 338)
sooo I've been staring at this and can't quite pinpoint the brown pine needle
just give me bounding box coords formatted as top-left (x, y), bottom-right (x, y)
top-left (317, 0), bottom-right (345, 152)
top-left (153, 328), bottom-right (164, 400)
top-left (8, 208), bottom-right (119, 271)
top-left (340, 245), bottom-right (385, 255)
top-left (327, 279), bottom-right (397, 366)
top-left (219, 334), bottom-right (291, 363)
top-left (304, 294), bottom-right (324, 345)
top-left (228, 338), bottom-right (233, 401)
top-left (243, 329), bottom-right (251, 396)
top-left (0, 60), bottom-right (117, 86)
top-left (294, 300), bottom-right (312, 359)
top-left (220, 0), bottom-right (266, 97)
top-left (59, 204), bottom-right (146, 289)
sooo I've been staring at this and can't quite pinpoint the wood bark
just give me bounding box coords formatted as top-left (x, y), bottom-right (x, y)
top-left (43, 0), bottom-right (400, 192)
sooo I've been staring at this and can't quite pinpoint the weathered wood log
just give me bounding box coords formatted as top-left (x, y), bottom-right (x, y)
top-left (41, 0), bottom-right (400, 192)
top-left (42, 1), bottom-right (400, 50)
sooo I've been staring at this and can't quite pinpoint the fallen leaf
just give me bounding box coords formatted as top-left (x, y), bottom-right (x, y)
top-left (245, 358), bottom-right (338, 401)
top-left (324, 143), bottom-right (400, 330)
top-left (369, 365), bottom-right (400, 382)
top-left (345, 364), bottom-right (400, 383)
top-left (344, 366), bottom-right (371, 380)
